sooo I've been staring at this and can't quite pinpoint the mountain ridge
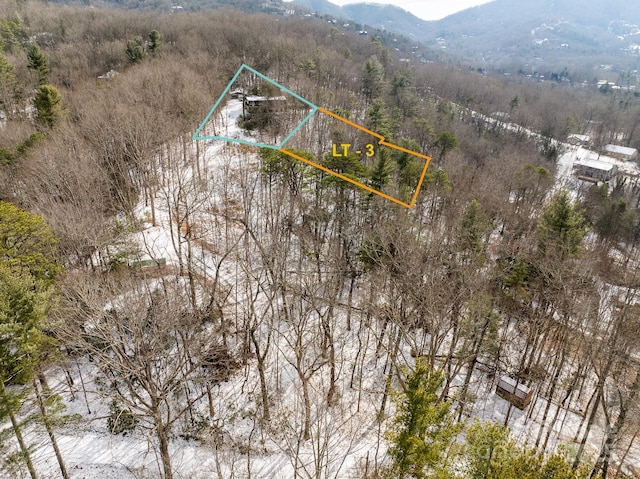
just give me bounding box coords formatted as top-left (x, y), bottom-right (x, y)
top-left (292, 0), bottom-right (640, 71)
top-left (291, 0), bottom-right (430, 33)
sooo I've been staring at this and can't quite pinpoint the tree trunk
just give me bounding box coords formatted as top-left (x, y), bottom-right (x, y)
top-left (346, 273), bottom-right (356, 332)
top-left (616, 429), bottom-right (639, 477)
top-left (543, 388), bottom-right (568, 450)
top-left (35, 376), bottom-right (69, 479)
top-left (148, 185), bottom-right (157, 226)
top-left (591, 371), bottom-right (640, 478)
top-left (535, 346), bottom-right (567, 449)
top-left (153, 406), bottom-right (173, 479)
top-left (504, 402), bottom-right (514, 427)
top-left (9, 409), bottom-right (38, 479)
top-left (321, 307), bottom-right (337, 405)
top-left (207, 385), bottom-right (215, 419)
top-left (76, 358), bottom-right (92, 414)
top-left (379, 327), bottom-right (402, 420)
top-left (1, 382), bottom-right (38, 479)
top-left (573, 387), bottom-right (598, 442)
top-left (186, 234), bottom-right (197, 309)
top-left (302, 375), bottom-right (312, 441)
top-left (441, 300), bottom-right (462, 400)
top-left (62, 364), bottom-right (75, 401)
top-left (353, 315), bottom-right (371, 413)
top-left (251, 328), bottom-right (270, 422)
top-left (456, 312), bottom-right (493, 421)
top-left (574, 387), bottom-right (603, 468)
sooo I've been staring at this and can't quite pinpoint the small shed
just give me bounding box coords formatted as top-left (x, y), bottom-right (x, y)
top-left (496, 375), bottom-right (533, 409)
top-left (604, 144), bottom-right (638, 161)
top-left (573, 157), bottom-right (617, 182)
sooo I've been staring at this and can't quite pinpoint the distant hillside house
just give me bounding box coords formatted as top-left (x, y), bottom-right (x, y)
top-left (97, 69), bottom-right (118, 81)
top-left (244, 95), bottom-right (287, 108)
top-left (604, 144), bottom-right (638, 161)
top-left (573, 157), bottom-right (618, 182)
top-left (568, 133), bottom-right (590, 146)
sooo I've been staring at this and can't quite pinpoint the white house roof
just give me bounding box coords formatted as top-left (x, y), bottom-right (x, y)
top-left (604, 144), bottom-right (638, 157)
top-left (574, 157), bottom-right (617, 172)
top-left (244, 95), bottom-right (287, 102)
top-left (568, 134), bottom-right (590, 143)
top-left (498, 375), bottom-right (531, 398)
top-left (97, 69), bottom-right (118, 80)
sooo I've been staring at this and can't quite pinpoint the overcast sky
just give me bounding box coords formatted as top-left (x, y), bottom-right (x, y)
top-left (327, 0), bottom-right (494, 21)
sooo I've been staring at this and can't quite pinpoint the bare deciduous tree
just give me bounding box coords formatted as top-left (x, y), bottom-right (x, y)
top-left (57, 273), bottom-right (229, 479)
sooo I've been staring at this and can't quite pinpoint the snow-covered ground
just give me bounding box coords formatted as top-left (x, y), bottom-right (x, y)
top-left (4, 100), bottom-right (640, 478)
top-left (1, 100), bottom-right (388, 479)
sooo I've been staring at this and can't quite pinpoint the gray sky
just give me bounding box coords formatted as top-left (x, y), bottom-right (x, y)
top-left (327, 0), bottom-right (494, 21)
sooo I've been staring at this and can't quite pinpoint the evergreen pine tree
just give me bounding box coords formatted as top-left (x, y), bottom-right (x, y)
top-left (434, 131), bottom-right (458, 164)
top-left (366, 98), bottom-right (393, 139)
top-left (148, 30), bottom-right (162, 56)
top-left (0, 266), bottom-right (52, 479)
top-left (126, 36), bottom-right (146, 63)
top-left (0, 52), bottom-right (20, 111)
top-left (362, 55), bottom-right (384, 100)
top-left (459, 199), bottom-right (492, 258)
top-left (33, 84), bottom-right (64, 129)
top-left (0, 202), bottom-right (64, 478)
top-left (26, 43), bottom-right (49, 85)
top-left (463, 421), bottom-right (596, 479)
top-left (387, 358), bottom-right (462, 478)
top-left (538, 190), bottom-right (586, 259)
top-left (370, 147), bottom-right (393, 192)
top-left (0, 200), bottom-right (61, 282)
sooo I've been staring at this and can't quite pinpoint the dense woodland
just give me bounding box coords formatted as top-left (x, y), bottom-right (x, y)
top-left (3, 1), bottom-right (640, 478)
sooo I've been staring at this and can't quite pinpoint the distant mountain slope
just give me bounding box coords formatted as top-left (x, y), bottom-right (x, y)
top-left (293, 0), bottom-right (640, 70)
top-left (45, 0), bottom-right (640, 71)
top-left (421, 0), bottom-right (640, 66)
top-left (291, 0), bottom-right (343, 17)
top-left (291, 0), bottom-right (429, 35)
top-left (342, 3), bottom-right (427, 33)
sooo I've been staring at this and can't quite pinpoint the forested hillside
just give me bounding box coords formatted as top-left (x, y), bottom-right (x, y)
top-left (417, 0), bottom-right (640, 74)
top-left (2, 1), bottom-right (640, 478)
top-left (293, 0), bottom-right (640, 77)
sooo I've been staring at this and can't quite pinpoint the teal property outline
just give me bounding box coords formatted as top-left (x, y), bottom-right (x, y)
top-left (192, 64), bottom-right (319, 150)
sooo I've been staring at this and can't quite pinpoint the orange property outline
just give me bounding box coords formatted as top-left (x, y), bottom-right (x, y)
top-left (280, 107), bottom-right (432, 209)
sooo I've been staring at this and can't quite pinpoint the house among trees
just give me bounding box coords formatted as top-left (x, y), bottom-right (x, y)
top-left (496, 376), bottom-right (533, 409)
top-left (239, 94), bottom-right (290, 133)
top-left (229, 89), bottom-right (243, 99)
top-left (244, 95), bottom-right (287, 108)
top-left (573, 157), bottom-right (618, 182)
top-left (603, 144), bottom-right (639, 161)
top-left (97, 69), bottom-right (118, 81)
top-left (567, 133), bottom-right (591, 146)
